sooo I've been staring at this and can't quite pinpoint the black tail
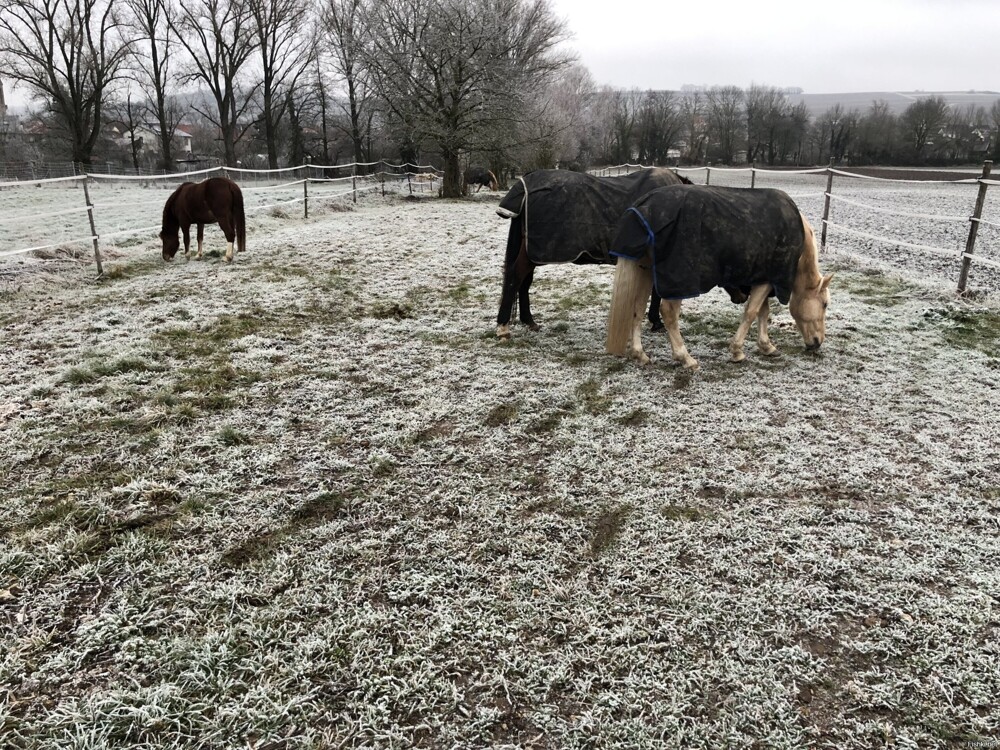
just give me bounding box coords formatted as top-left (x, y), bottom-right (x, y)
top-left (234, 185), bottom-right (246, 253)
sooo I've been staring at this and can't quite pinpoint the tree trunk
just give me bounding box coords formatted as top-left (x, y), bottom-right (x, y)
top-left (442, 148), bottom-right (461, 198)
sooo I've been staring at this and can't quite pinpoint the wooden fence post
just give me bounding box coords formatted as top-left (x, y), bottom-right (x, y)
top-left (957, 160), bottom-right (993, 294)
top-left (705, 167), bottom-right (711, 185)
top-left (82, 175), bottom-right (104, 276)
top-left (303, 160), bottom-right (310, 219)
top-left (380, 160), bottom-right (386, 197)
top-left (750, 162), bottom-right (756, 189)
top-left (820, 164), bottom-right (835, 250)
top-left (352, 163), bottom-right (357, 204)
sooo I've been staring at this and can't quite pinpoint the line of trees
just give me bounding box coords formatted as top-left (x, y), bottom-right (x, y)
top-left (2, 0), bottom-right (998, 190)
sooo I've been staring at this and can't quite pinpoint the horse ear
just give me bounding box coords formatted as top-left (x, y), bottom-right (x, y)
top-left (820, 272), bottom-right (834, 291)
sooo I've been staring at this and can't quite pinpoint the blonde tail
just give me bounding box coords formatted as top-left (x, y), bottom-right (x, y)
top-left (606, 258), bottom-right (652, 357)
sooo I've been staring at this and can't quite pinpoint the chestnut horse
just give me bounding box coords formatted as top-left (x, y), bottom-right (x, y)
top-left (606, 185), bottom-right (832, 369)
top-left (160, 177), bottom-right (246, 262)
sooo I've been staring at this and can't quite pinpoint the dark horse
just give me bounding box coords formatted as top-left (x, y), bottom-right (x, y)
top-left (160, 177), bottom-right (246, 262)
top-left (465, 166), bottom-right (498, 193)
top-left (494, 167), bottom-right (695, 339)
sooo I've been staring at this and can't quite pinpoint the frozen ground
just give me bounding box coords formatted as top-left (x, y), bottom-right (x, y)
top-left (1, 179), bottom-right (999, 749)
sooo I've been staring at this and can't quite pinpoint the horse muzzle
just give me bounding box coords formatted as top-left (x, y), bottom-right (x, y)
top-left (805, 338), bottom-right (822, 352)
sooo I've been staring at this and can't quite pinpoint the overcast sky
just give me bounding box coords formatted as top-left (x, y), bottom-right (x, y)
top-left (547, 0), bottom-right (999, 93)
top-left (2, 0), bottom-right (995, 110)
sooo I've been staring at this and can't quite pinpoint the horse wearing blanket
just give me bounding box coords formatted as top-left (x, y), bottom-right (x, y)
top-left (606, 185), bottom-right (832, 369)
top-left (494, 167), bottom-right (691, 339)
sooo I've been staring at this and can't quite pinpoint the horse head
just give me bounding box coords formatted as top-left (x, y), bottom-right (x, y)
top-left (160, 229), bottom-right (180, 261)
top-left (789, 273), bottom-right (833, 350)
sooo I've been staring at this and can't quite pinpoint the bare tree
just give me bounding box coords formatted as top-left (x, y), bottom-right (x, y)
top-left (706, 85), bottom-right (744, 164)
top-left (679, 91), bottom-right (706, 164)
top-left (170, 0), bottom-right (259, 166)
top-left (322, 0), bottom-right (375, 169)
top-left (635, 90), bottom-right (682, 165)
top-left (531, 61), bottom-right (594, 169)
top-left (901, 96), bottom-right (949, 162)
top-left (247, 0), bottom-right (313, 168)
top-left (853, 99), bottom-right (897, 165)
top-left (745, 84), bottom-right (787, 165)
top-left (107, 93), bottom-right (145, 171)
top-left (363, 0), bottom-right (570, 197)
top-left (125, 0), bottom-right (183, 170)
top-left (773, 101), bottom-right (809, 165)
top-left (0, 0), bottom-right (132, 165)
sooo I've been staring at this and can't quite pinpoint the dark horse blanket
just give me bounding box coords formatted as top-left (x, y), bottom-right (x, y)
top-left (611, 185), bottom-right (805, 304)
top-left (496, 168), bottom-right (685, 265)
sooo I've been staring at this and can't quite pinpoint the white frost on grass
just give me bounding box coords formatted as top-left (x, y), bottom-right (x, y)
top-left (1, 185), bottom-right (999, 748)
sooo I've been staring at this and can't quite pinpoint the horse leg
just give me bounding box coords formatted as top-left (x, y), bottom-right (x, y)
top-left (196, 224), bottom-right (204, 260)
top-left (660, 299), bottom-right (698, 369)
top-left (648, 287), bottom-right (664, 330)
top-left (730, 284), bottom-right (773, 362)
top-left (756, 299), bottom-right (778, 356)
top-left (218, 217), bottom-right (236, 262)
top-left (518, 266), bottom-right (540, 331)
top-left (606, 258), bottom-right (652, 364)
top-left (496, 233), bottom-right (532, 339)
top-left (182, 226), bottom-right (192, 259)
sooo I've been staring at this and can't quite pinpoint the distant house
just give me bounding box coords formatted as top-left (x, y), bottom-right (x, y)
top-left (119, 122), bottom-right (194, 158)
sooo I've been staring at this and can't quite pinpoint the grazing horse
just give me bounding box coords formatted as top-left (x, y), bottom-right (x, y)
top-left (606, 185), bottom-right (832, 369)
top-left (464, 166), bottom-right (498, 193)
top-left (160, 177), bottom-right (246, 263)
top-left (494, 167), bottom-right (690, 339)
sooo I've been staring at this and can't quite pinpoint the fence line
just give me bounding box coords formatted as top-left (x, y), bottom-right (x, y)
top-left (2, 159), bottom-right (996, 293)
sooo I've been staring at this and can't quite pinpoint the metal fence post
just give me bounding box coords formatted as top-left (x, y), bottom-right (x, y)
top-left (82, 175), bottom-right (104, 276)
top-left (820, 164), bottom-right (835, 250)
top-left (957, 160), bottom-right (993, 294)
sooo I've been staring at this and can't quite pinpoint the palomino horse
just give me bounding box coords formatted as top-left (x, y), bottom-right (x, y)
top-left (494, 167), bottom-right (689, 339)
top-left (606, 185), bottom-right (832, 369)
top-left (160, 177), bottom-right (246, 263)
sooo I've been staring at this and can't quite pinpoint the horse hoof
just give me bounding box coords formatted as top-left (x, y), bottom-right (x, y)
top-left (496, 325), bottom-right (511, 340)
top-left (526, 323), bottom-right (541, 332)
top-left (731, 352), bottom-right (746, 363)
top-left (650, 322), bottom-right (664, 332)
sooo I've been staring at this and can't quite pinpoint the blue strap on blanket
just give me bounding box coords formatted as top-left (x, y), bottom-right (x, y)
top-left (628, 206), bottom-right (655, 246)
top-left (610, 207), bottom-right (655, 260)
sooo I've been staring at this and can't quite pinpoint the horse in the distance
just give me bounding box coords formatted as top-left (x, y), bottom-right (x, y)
top-left (465, 166), bottom-right (498, 193)
top-left (606, 185), bottom-right (833, 369)
top-left (494, 167), bottom-right (692, 339)
top-left (160, 177), bottom-right (246, 263)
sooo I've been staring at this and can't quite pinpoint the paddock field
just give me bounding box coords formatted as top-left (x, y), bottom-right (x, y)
top-left (1, 183), bottom-right (1000, 749)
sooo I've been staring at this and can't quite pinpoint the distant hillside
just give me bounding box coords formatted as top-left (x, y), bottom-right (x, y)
top-left (785, 91), bottom-right (1000, 118)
